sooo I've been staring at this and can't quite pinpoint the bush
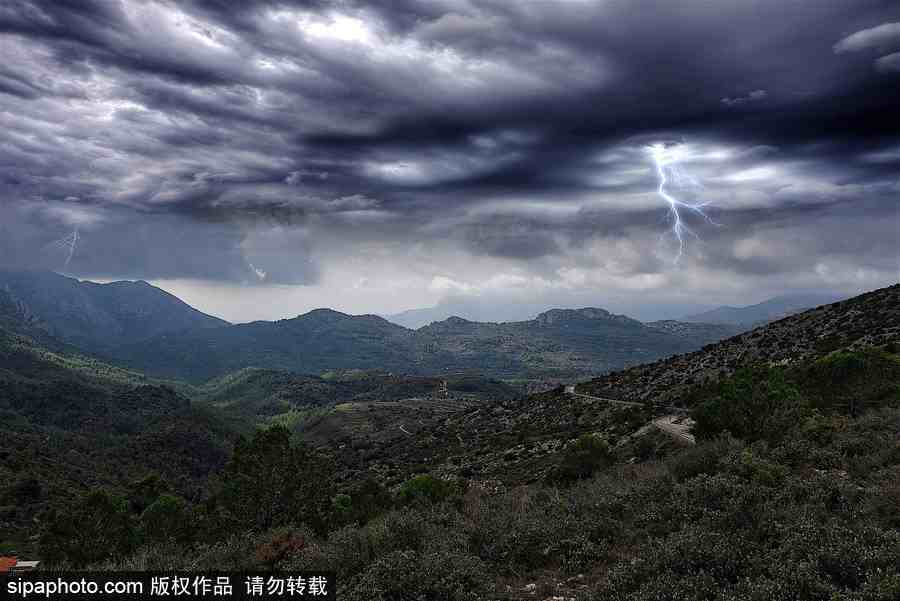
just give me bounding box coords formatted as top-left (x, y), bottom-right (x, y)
top-left (396, 475), bottom-right (464, 506)
top-left (366, 510), bottom-right (428, 556)
top-left (548, 433), bottom-right (613, 484)
top-left (798, 348), bottom-right (900, 415)
top-left (139, 494), bottom-right (193, 544)
top-left (254, 528), bottom-right (308, 569)
top-left (341, 550), bottom-right (489, 601)
top-left (669, 435), bottom-right (742, 482)
top-left (691, 366), bottom-right (810, 444)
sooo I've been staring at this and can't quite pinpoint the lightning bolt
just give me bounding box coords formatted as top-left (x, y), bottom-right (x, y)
top-left (648, 143), bottom-right (715, 263)
top-left (43, 229), bottom-right (80, 268)
top-left (243, 253), bottom-right (267, 281)
top-left (247, 260), bottom-right (267, 281)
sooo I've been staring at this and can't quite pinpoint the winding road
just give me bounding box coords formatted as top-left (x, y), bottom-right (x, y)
top-left (566, 386), bottom-right (696, 445)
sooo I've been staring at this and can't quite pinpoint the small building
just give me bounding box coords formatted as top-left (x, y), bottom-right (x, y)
top-left (13, 561), bottom-right (40, 573)
top-left (564, 385), bottom-right (576, 395)
top-left (0, 557), bottom-right (40, 574)
top-left (0, 557), bottom-right (16, 574)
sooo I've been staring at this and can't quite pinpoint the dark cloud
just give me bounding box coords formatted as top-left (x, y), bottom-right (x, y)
top-left (0, 0), bottom-right (897, 308)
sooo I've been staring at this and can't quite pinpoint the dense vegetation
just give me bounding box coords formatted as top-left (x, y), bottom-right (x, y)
top-left (19, 344), bottom-right (898, 600)
top-left (0, 328), bottom-right (244, 554)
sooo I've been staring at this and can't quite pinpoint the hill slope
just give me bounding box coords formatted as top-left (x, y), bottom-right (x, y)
top-left (197, 367), bottom-right (518, 420)
top-left (582, 284), bottom-right (899, 404)
top-left (0, 325), bottom-right (242, 550)
top-left (0, 270), bottom-right (228, 354)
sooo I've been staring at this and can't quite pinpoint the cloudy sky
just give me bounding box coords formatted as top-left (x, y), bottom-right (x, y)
top-left (1, 0), bottom-right (898, 323)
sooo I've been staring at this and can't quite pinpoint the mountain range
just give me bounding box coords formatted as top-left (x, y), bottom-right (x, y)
top-left (681, 293), bottom-right (844, 327)
top-left (109, 305), bottom-right (740, 383)
top-left (0, 271), bottom-right (852, 386)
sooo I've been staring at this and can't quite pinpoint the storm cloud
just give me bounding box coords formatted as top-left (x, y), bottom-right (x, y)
top-left (0, 0), bottom-right (897, 320)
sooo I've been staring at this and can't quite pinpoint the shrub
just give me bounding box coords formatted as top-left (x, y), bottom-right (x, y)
top-left (691, 366), bottom-right (810, 444)
top-left (254, 528), bottom-right (308, 569)
top-left (341, 550), bottom-right (489, 601)
top-left (669, 435), bottom-right (741, 481)
top-left (396, 475), bottom-right (464, 506)
top-left (551, 534), bottom-right (606, 574)
top-left (140, 494), bottom-right (193, 544)
top-left (367, 510), bottom-right (429, 556)
top-left (548, 433), bottom-right (613, 484)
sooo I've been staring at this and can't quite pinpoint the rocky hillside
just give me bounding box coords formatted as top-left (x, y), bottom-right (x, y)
top-left (581, 283), bottom-right (899, 404)
top-left (0, 270), bottom-right (228, 354)
top-left (312, 389), bottom-right (660, 487)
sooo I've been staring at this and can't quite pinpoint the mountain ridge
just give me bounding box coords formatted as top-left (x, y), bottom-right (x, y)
top-left (682, 292), bottom-right (844, 327)
top-left (113, 302), bottom-right (738, 383)
top-left (0, 270), bottom-right (229, 355)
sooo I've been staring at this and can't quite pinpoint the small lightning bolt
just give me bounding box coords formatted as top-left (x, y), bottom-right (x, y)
top-left (44, 229), bottom-right (80, 268)
top-left (648, 143), bottom-right (715, 263)
top-left (247, 261), bottom-right (267, 281)
top-left (243, 254), bottom-right (267, 281)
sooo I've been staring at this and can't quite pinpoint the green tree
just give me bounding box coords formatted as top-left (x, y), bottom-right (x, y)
top-left (217, 425), bottom-right (334, 532)
top-left (140, 494), bottom-right (193, 544)
top-left (549, 433), bottom-right (614, 484)
top-left (691, 366), bottom-right (810, 443)
top-left (38, 489), bottom-right (135, 566)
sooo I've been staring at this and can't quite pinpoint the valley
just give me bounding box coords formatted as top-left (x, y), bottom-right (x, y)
top-left (1, 274), bottom-right (897, 599)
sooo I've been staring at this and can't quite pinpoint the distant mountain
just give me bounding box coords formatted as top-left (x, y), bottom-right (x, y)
top-left (115, 305), bottom-right (737, 383)
top-left (645, 319), bottom-right (743, 341)
top-left (115, 308), bottom-right (415, 382)
top-left (386, 301), bottom-right (543, 329)
top-left (681, 293), bottom-right (844, 328)
top-left (0, 270), bottom-right (228, 354)
top-left (386, 298), bottom-right (714, 329)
